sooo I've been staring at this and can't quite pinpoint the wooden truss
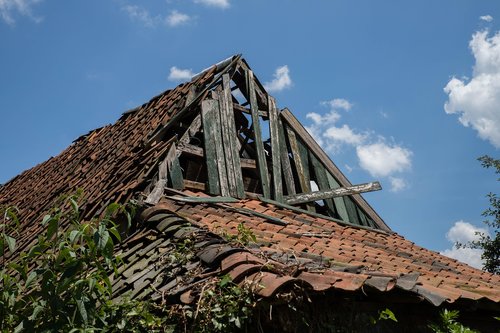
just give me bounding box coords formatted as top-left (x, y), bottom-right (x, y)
top-left (145, 55), bottom-right (389, 231)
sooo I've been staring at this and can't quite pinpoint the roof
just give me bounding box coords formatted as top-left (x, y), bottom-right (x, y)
top-left (1, 55), bottom-right (499, 316)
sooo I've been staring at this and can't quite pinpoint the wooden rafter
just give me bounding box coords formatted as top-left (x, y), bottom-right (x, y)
top-left (284, 182), bottom-right (382, 205)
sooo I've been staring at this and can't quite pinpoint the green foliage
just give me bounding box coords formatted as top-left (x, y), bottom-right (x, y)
top-left (181, 274), bottom-right (256, 332)
top-left (222, 222), bottom-right (257, 247)
top-left (369, 308), bottom-right (398, 327)
top-left (0, 194), bottom-right (165, 332)
top-left (461, 155), bottom-right (500, 274)
top-left (428, 309), bottom-right (478, 333)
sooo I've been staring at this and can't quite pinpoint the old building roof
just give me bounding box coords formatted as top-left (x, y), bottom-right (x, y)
top-left (1, 55), bottom-right (499, 317)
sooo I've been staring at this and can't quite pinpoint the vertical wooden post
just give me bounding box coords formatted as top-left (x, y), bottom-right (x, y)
top-left (268, 96), bottom-right (283, 202)
top-left (247, 69), bottom-right (270, 198)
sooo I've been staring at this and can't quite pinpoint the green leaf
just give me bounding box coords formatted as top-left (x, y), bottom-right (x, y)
top-left (47, 217), bottom-right (58, 239)
top-left (25, 271), bottom-right (37, 288)
top-left (42, 214), bottom-right (52, 226)
top-left (4, 234), bottom-right (16, 253)
top-left (379, 308), bottom-right (398, 322)
top-left (76, 298), bottom-right (88, 325)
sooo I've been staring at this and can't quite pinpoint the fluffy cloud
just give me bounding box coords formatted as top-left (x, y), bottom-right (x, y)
top-left (0, 0), bottom-right (42, 25)
top-left (480, 15), bottom-right (493, 22)
top-left (194, 0), bottom-right (230, 9)
top-left (168, 66), bottom-right (195, 81)
top-left (444, 30), bottom-right (500, 148)
top-left (324, 124), bottom-right (365, 146)
top-left (356, 142), bottom-right (412, 178)
top-left (305, 99), bottom-right (412, 192)
top-left (122, 5), bottom-right (160, 27)
top-left (321, 98), bottom-right (353, 111)
top-left (440, 221), bottom-right (489, 269)
top-left (264, 65), bottom-right (292, 92)
top-left (166, 10), bottom-right (191, 27)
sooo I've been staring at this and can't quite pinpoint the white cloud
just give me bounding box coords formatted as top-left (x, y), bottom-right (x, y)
top-left (445, 220), bottom-right (488, 244)
top-left (306, 110), bottom-right (341, 125)
top-left (444, 30), bottom-right (500, 148)
top-left (0, 0), bottom-right (42, 25)
top-left (356, 142), bottom-right (412, 178)
top-left (324, 124), bottom-right (365, 146)
top-left (321, 98), bottom-right (353, 111)
top-left (440, 221), bottom-right (489, 269)
top-left (122, 5), bottom-right (160, 27)
top-left (389, 177), bottom-right (407, 192)
top-left (194, 0), bottom-right (230, 9)
top-left (165, 10), bottom-right (191, 27)
top-left (480, 15), bottom-right (493, 22)
top-left (264, 65), bottom-right (292, 92)
top-left (304, 98), bottom-right (412, 190)
top-left (168, 66), bottom-right (195, 81)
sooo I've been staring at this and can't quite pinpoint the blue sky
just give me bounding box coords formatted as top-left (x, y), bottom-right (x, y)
top-left (1, 0), bottom-right (499, 268)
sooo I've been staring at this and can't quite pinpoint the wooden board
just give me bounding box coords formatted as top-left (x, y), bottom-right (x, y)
top-left (268, 96), bottom-right (283, 202)
top-left (201, 99), bottom-right (227, 195)
top-left (284, 181), bottom-right (382, 205)
top-left (247, 69), bottom-right (270, 198)
top-left (309, 152), bottom-right (335, 214)
top-left (277, 115), bottom-right (296, 195)
top-left (220, 74), bottom-right (245, 198)
top-left (326, 173), bottom-right (349, 222)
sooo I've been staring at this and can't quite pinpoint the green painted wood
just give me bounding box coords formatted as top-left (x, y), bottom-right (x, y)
top-left (201, 99), bottom-right (227, 195)
top-left (356, 207), bottom-right (370, 227)
top-left (277, 115), bottom-right (296, 195)
top-left (326, 173), bottom-right (349, 222)
top-left (167, 142), bottom-right (184, 189)
top-left (343, 196), bottom-right (360, 225)
top-left (309, 152), bottom-right (336, 214)
top-left (220, 74), bottom-right (245, 198)
top-left (296, 136), bottom-right (315, 212)
top-left (247, 69), bottom-right (270, 198)
top-left (268, 96), bottom-right (283, 202)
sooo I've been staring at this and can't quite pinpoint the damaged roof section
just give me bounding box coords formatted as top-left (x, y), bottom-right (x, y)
top-left (113, 196), bottom-right (499, 311)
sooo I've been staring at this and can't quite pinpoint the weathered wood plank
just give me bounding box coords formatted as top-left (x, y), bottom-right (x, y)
top-left (220, 74), bottom-right (245, 198)
top-left (201, 99), bottom-right (228, 195)
top-left (268, 96), bottom-right (283, 202)
top-left (284, 182), bottom-right (382, 205)
top-left (309, 152), bottom-right (335, 213)
top-left (326, 173), bottom-right (349, 222)
top-left (166, 142), bottom-right (184, 189)
top-left (277, 116), bottom-right (296, 195)
top-left (343, 196), bottom-right (360, 225)
top-left (287, 127), bottom-right (314, 212)
top-left (280, 108), bottom-right (389, 230)
top-left (178, 113), bottom-right (201, 148)
top-left (178, 143), bottom-right (257, 169)
top-left (247, 69), bottom-right (270, 198)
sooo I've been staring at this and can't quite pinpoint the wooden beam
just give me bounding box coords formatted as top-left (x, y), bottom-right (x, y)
top-left (232, 103), bottom-right (268, 118)
top-left (280, 108), bottom-right (390, 230)
top-left (220, 74), bottom-right (245, 198)
top-left (201, 99), bottom-right (228, 196)
top-left (309, 152), bottom-right (336, 214)
top-left (247, 69), bottom-right (270, 198)
top-left (167, 142), bottom-right (184, 189)
top-left (277, 116), bottom-right (296, 195)
top-left (268, 96), bottom-right (283, 202)
top-left (284, 182), bottom-right (382, 205)
top-left (178, 143), bottom-right (256, 169)
top-left (326, 173), bottom-right (349, 222)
